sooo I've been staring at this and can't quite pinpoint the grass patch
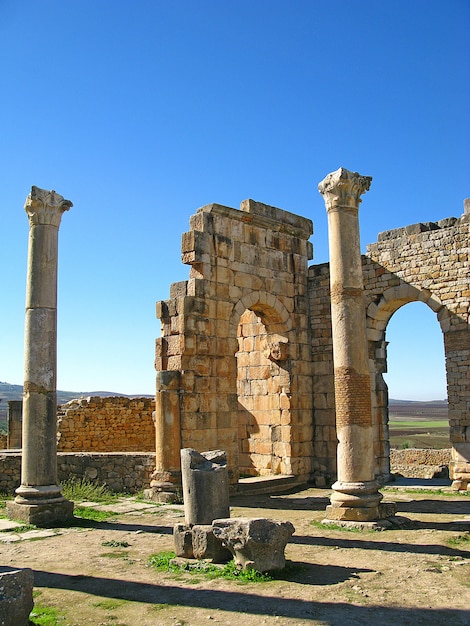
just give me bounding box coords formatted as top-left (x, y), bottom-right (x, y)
top-left (311, 520), bottom-right (368, 533)
top-left (148, 551), bottom-right (278, 582)
top-left (149, 603), bottom-right (170, 611)
top-left (61, 477), bottom-right (118, 503)
top-left (389, 420), bottom-right (448, 429)
top-left (29, 604), bottom-right (66, 625)
top-left (381, 487), bottom-right (470, 497)
top-left (73, 506), bottom-right (119, 522)
top-left (100, 550), bottom-right (131, 559)
top-left (447, 533), bottom-right (470, 547)
top-left (91, 598), bottom-right (128, 610)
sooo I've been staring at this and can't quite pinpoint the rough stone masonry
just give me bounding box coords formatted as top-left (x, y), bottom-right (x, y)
top-left (149, 180), bottom-right (469, 501)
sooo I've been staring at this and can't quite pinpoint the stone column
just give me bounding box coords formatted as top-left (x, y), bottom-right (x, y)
top-left (147, 370), bottom-right (183, 502)
top-left (7, 186), bottom-right (74, 527)
top-left (318, 168), bottom-right (396, 524)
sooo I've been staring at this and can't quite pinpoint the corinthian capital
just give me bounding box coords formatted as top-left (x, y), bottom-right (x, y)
top-left (318, 168), bottom-right (372, 212)
top-left (24, 186), bottom-right (73, 226)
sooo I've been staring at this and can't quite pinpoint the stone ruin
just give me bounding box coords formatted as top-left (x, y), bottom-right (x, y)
top-left (173, 448), bottom-right (295, 571)
top-left (148, 172), bottom-right (470, 509)
top-left (5, 174), bottom-right (469, 527)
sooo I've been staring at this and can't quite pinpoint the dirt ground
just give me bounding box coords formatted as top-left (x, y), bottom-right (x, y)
top-left (2, 484), bottom-right (469, 626)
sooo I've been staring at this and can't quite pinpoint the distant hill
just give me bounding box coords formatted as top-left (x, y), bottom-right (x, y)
top-left (389, 399), bottom-right (447, 406)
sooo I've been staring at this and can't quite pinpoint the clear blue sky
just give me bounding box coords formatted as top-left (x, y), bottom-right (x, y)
top-left (1, 1), bottom-right (468, 399)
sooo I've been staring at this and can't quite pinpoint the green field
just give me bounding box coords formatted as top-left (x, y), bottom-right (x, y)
top-left (389, 401), bottom-right (449, 449)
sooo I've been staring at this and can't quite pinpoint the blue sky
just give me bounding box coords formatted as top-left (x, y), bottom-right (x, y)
top-left (1, 1), bottom-right (468, 399)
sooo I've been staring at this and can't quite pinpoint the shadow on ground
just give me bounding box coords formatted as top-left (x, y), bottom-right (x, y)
top-left (33, 569), bottom-right (470, 625)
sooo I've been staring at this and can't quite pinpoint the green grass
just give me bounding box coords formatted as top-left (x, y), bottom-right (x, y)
top-left (389, 420), bottom-right (448, 429)
top-left (73, 506), bottom-right (119, 522)
top-left (91, 599), bottom-right (128, 610)
top-left (381, 487), bottom-right (470, 497)
top-left (311, 519), bottom-right (370, 533)
top-left (61, 477), bottom-right (118, 503)
top-left (148, 551), bottom-right (277, 581)
top-left (29, 604), bottom-right (66, 625)
top-left (447, 532), bottom-right (470, 547)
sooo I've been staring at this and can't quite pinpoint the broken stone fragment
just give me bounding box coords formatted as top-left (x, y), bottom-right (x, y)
top-left (212, 517), bottom-right (295, 572)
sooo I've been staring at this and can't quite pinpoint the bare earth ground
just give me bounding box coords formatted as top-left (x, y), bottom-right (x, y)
top-left (1, 485), bottom-right (469, 626)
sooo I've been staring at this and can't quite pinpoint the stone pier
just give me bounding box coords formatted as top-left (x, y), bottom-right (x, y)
top-left (318, 168), bottom-right (396, 524)
top-left (7, 186), bottom-right (74, 527)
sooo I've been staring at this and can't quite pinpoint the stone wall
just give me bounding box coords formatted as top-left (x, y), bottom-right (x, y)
top-left (390, 448), bottom-right (451, 479)
top-left (56, 396), bottom-right (155, 452)
top-left (308, 211), bottom-right (470, 484)
top-left (0, 452), bottom-right (155, 495)
top-left (153, 199), bottom-right (315, 499)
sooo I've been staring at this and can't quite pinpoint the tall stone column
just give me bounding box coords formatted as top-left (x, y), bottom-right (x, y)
top-left (318, 168), bottom-right (396, 524)
top-left (7, 186), bottom-right (74, 527)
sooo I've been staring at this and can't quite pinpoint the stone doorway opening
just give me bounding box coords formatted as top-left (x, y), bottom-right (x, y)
top-left (377, 300), bottom-right (450, 482)
top-left (236, 309), bottom-right (291, 478)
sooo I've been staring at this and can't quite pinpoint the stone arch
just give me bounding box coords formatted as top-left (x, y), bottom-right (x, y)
top-left (366, 286), bottom-right (449, 479)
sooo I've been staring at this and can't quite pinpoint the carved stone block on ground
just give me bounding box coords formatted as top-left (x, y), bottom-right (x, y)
top-left (212, 517), bottom-right (295, 572)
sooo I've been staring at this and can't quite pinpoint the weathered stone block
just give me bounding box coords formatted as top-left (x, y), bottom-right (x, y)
top-left (0, 566), bottom-right (34, 626)
top-left (212, 517), bottom-right (295, 572)
top-left (191, 524), bottom-right (232, 562)
top-left (173, 523), bottom-right (194, 558)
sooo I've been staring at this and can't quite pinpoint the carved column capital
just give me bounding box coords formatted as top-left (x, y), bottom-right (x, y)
top-left (318, 167), bottom-right (372, 213)
top-left (24, 186), bottom-right (73, 227)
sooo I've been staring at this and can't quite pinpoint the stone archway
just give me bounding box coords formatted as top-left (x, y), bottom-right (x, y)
top-left (366, 286), bottom-right (450, 479)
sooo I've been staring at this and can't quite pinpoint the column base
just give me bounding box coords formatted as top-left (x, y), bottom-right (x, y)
top-left (146, 471), bottom-right (183, 503)
top-left (323, 502), bottom-right (404, 529)
top-left (7, 497), bottom-right (74, 528)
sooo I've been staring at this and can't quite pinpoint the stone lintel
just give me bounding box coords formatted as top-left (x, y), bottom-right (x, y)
top-left (195, 201), bottom-right (313, 240)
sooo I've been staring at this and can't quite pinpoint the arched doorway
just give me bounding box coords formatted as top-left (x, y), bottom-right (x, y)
top-left (384, 301), bottom-right (448, 452)
top-left (367, 288), bottom-right (451, 482)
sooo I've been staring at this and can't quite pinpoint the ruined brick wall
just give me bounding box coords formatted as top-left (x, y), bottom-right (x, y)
top-left (56, 397), bottom-right (155, 452)
top-left (308, 263), bottom-right (337, 485)
top-left (308, 211), bottom-right (470, 484)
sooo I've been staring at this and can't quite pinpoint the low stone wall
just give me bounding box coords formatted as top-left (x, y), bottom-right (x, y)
top-left (0, 452), bottom-right (155, 496)
top-left (57, 396), bottom-right (155, 452)
top-left (390, 448), bottom-right (451, 479)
